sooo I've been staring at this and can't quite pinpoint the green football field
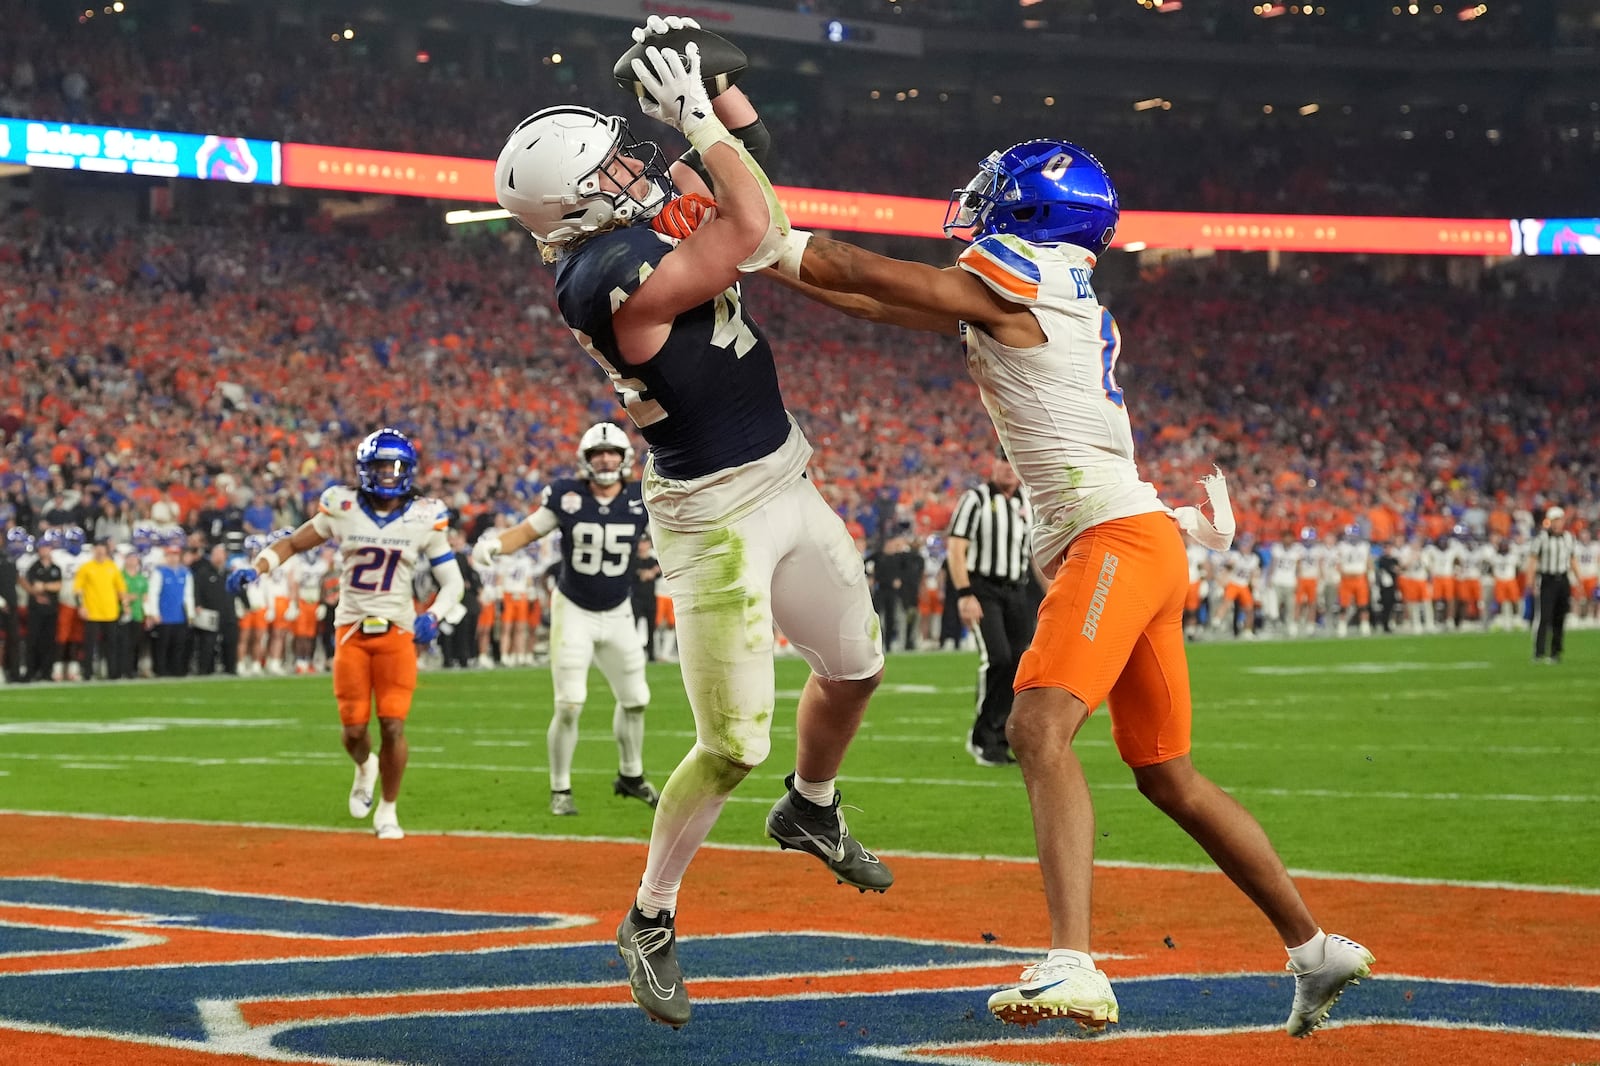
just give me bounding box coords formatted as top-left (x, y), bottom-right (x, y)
top-left (2, 630), bottom-right (1595, 888)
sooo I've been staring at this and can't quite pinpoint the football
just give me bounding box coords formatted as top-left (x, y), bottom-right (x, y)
top-left (612, 26), bottom-right (749, 104)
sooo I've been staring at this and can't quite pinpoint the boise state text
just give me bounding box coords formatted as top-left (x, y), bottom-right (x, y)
top-left (541, 478), bottom-right (648, 611)
top-left (556, 224), bottom-right (791, 479)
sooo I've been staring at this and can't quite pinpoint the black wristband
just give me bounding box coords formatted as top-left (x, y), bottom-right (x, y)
top-left (955, 587), bottom-right (976, 600)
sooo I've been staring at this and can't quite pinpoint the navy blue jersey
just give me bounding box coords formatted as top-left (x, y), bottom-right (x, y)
top-left (555, 224), bottom-right (791, 480)
top-left (540, 478), bottom-right (648, 612)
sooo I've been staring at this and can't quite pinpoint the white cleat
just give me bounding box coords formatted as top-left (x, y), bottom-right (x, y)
top-left (373, 818), bottom-right (404, 841)
top-left (348, 755), bottom-right (378, 819)
top-left (1285, 933), bottom-right (1375, 1037)
top-left (988, 955), bottom-right (1119, 1030)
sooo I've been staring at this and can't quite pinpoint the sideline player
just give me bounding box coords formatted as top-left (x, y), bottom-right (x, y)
top-left (494, 19), bottom-right (889, 1028)
top-left (229, 428), bottom-right (465, 840)
top-left (761, 138), bottom-right (1372, 1036)
top-left (472, 422), bottom-right (660, 816)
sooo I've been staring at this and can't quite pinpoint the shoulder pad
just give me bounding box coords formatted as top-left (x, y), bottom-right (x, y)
top-left (319, 485), bottom-right (356, 514)
top-left (415, 497), bottom-right (450, 531)
top-left (957, 234), bottom-right (1042, 304)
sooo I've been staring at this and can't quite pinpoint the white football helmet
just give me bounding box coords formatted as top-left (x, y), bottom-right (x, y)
top-left (494, 106), bottom-right (671, 246)
top-left (578, 422), bottom-right (635, 486)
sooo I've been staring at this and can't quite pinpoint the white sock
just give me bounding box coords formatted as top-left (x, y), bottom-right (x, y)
top-left (547, 701), bottom-right (582, 793)
top-left (614, 702), bottom-right (646, 779)
top-left (1287, 929), bottom-right (1327, 971)
top-left (1046, 947), bottom-right (1096, 969)
top-left (357, 752), bottom-right (377, 784)
top-left (636, 745), bottom-right (749, 917)
top-left (794, 773), bottom-right (836, 806)
top-left (374, 798), bottom-right (398, 824)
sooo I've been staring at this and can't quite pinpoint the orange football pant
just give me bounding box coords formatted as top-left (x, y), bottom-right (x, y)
top-left (1015, 511), bottom-right (1191, 769)
top-left (333, 624), bottom-right (418, 726)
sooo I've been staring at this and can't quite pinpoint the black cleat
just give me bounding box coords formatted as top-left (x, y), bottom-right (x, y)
top-left (613, 774), bottom-right (660, 808)
top-left (765, 773), bottom-right (893, 893)
top-left (616, 905), bottom-right (691, 1027)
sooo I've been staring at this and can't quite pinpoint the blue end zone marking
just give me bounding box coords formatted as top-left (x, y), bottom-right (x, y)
top-left (0, 878), bottom-right (568, 938)
top-left (277, 975), bottom-right (1600, 1066)
top-left (0, 935), bottom-right (1035, 1042)
top-left (0, 924), bottom-right (133, 957)
top-left (1, 929), bottom-right (1597, 1061)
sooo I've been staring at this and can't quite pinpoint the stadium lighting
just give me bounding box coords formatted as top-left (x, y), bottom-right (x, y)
top-left (343, 27), bottom-right (355, 39)
top-left (1257, 4), bottom-right (1287, 17)
top-left (1299, 103), bottom-right (1320, 115)
top-left (445, 208), bottom-right (513, 225)
top-left (1457, 2), bottom-right (1486, 17)
top-left (1123, 241), bottom-right (1148, 251)
top-left (113, 1), bottom-right (123, 9)
top-left (1134, 97), bottom-right (1167, 111)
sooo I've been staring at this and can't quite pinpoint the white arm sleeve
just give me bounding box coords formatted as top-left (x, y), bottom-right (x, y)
top-left (525, 509), bottom-right (560, 537)
top-left (428, 555), bottom-right (467, 627)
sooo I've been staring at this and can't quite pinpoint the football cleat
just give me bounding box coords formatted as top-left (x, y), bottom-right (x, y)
top-left (613, 775), bottom-right (660, 808)
top-left (988, 955), bottom-right (1119, 1030)
top-left (348, 754), bottom-right (377, 819)
top-left (1285, 933), bottom-right (1375, 1037)
top-left (617, 905), bottom-right (691, 1027)
top-left (373, 818), bottom-right (404, 841)
top-left (550, 790), bottom-right (579, 816)
top-left (765, 774), bottom-right (892, 893)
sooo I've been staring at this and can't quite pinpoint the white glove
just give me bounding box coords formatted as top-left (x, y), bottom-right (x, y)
top-left (1173, 465), bottom-right (1237, 551)
top-left (631, 45), bottom-right (722, 151)
top-left (471, 534), bottom-right (502, 570)
top-left (631, 14), bottom-right (699, 44)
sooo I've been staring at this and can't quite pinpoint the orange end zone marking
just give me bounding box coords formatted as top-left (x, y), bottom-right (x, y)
top-left (4, 813), bottom-right (1599, 990)
top-left (928, 1026), bottom-right (1600, 1066)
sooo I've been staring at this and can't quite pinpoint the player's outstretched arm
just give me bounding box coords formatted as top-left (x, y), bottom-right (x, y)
top-left (782, 234), bottom-right (1027, 335)
top-left (764, 271), bottom-right (958, 335)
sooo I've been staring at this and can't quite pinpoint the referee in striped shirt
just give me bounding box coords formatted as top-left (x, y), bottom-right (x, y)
top-left (947, 453), bottom-right (1035, 767)
top-left (1525, 506), bottom-right (1580, 664)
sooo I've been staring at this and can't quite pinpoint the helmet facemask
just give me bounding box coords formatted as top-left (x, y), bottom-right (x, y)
top-left (943, 152), bottom-right (1007, 240)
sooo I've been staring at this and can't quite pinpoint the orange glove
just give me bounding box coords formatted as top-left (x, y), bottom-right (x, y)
top-left (650, 193), bottom-right (716, 240)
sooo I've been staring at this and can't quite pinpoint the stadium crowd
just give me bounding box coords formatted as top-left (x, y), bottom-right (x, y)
top-left (1, 214), bottom-right (1596, 679)
top-left (3, 0), bottom-right (1599, 217)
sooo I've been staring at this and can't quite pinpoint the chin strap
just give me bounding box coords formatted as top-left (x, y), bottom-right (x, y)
top-left (1172, 466), bottom-right (1236, 551)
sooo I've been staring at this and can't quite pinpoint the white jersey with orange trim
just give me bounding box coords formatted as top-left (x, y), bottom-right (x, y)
top-left (52, 550), bottom-right (84, 608)
top-left (1223, 548), bottom-right (1260, 587)
top-left (296, 556), bottom-right (329, 604)
top-left (1186, 543), bottom-right (1212, 585)
top-left (497, 551), bottom-right (534, 601)
top-left (1336, 540), bottom-right (1372, 577)
top-left (309, 486), bottom-right (453, 631)
top-left (1400, 543), bottom-right (1429, 581)
top-left (1489, 545), bottom-right (1522, 582)
top-left (1459, 543), bottom-right (1488, 581)
top-left (955, 234), bottom-right (1166, 577)
top-left (1299, 542), bottom-right (1327, 581)
top-left (1269, 542), bottom-right (1302, 587)
top-left (261, 561), bottom-right (295, 620)
top-left (1575, 538), bottom-right (1599, 580)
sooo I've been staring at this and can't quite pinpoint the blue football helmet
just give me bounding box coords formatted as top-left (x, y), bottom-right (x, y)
top-left (356, 428), bottom-right (418, 500)
top-left (943, 140), bottom-right (1119, 255)
top-left (132, 523), bottom-right (156, 552)
top-left (5, 527), bottom-right (32, 559)
top-left (244, 534), bottom-right (268, 555)
top-left (39, 527), bottom-right (65, 553)
top-left (63, 525), bottom-right (86, 554)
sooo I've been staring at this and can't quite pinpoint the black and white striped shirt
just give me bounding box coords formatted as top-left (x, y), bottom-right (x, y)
top-left (948, 484), bottom-right (1031, 583)
top-left (1531, 529), bottom-right (1576, 577)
